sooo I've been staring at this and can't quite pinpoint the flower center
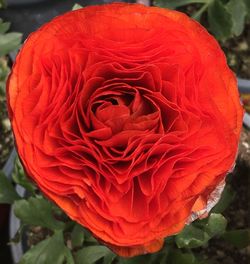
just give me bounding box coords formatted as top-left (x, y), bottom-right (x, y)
top-left (91, 91), bottom-right (158, 135)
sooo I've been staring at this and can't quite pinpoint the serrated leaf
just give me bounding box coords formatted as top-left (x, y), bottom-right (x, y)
top-left (154, 0), bottom-right (209, 9)
top-left (12, 158), bottom-right (36, 194)
top-left (223, 229), bottom-right (250, 248)
top-left (71, 224), bottom-right (85, 248)
top-left (72, 3), bottom-right (83, 10)
top-left (14, 196), bottom-right (65, 230)
top-left (20, 231), bottom-right (73, 264)
top-left (227, 0), bottom-right (247, 36)
top-left (208, 0), bottom-right (233, 40)
top-left (211, 185), bottom-right (235, 213)
top-left (175, 224), bottom-right (209, 248)
top-left (75, 245), bottom-right (110, 264)
top-left (0, 21), bottom-right (10, 34)
top-left (0, 32), bottom-right (22, 56)
top-left (0, 170), bottom-right (20, 204)
top-left (176, 214), bottom-right (227, 249)
top-left (205, 213), bottom-right (227, 236)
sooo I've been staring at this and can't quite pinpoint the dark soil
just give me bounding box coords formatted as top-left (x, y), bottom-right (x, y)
top-left (26, 226), bottom-right (52, 248)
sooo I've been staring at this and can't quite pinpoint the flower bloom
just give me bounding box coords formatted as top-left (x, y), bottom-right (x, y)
top-left (7, 3), bottom-right (243, 257)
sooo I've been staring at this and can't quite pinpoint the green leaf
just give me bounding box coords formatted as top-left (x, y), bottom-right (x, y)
top-left (223, 229), bottom-right (250, 248)
top-left (103, 252), bottom-right (116, 264)
top-left (0, 57), bottom-right (9, 95)
top-left (227, 0), bottom-right (247, 36)
top-left (14, 196), bottom-right (65, 230)
top-left (176, 213), bottom-right (227, 249)
top-left (118, 255), bottom-right (153, 264)
top-left (154, 0), bottom-right (209, 9)
top-left (208, 0), bottom-right (233, 40)
top-left (168, 249), bottom-right (197, 264)
top-left (84, 229), bottom-right (98, 244)
top-left (0, 32), bottom-right (22, 56)
top-left (211, 185), bottom-right (235, 213)
top-left (71, 224), bottom-right (85, 248)
top-left (192, 2), bottom-right (210, 21)
top-left (75, 245), bottom-right (110, 264)
top-left (244, 0), bottom-right (250, 19)
top-left (64, 247), bottom-right (75, 264)
top-left (204, 213), bottom-right (227, 236)
top-left (20, 231), bottom-right (74, 264)
top-left (72, 3), bottom-right (83, 10)
top-left (0, 0), bottom-right (6, 8)
top-left (175, 224), bottom-right (210, 248)
top-left (0, 20), bottom-right (10, 34)
top-left (12, 158), bottom-right (36, 194)
top-left (0, 170), bottom-right (20, 204)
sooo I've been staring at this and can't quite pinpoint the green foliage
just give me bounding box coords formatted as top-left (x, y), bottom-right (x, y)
top-left (0, 31), bottom-right (22, 56)
top-left (12, 158), bottom-right (37, 194)
top-left (20, 231), bottom-right (74, 264)
top-left (0, 18), bottom-right (22, 95)
top-left (0, 0), bottom-right (5, 8)
top-left (0, 170), bottom-right (20, 203)
top-left (0, 21), bottom-right (10, 34)
top-left (227, 0), bottom-right (247, 36)
top-left (205, 213), bottom-right (227, 235)
top-left (176, 224), bottom-right (210, 248)
top-left (167, 250), bottom-right (199, 264)
top-left (154, 0), bottom-right (249, 40)
top-left (211, 185), bottom-right (235, 213)
top-left (244, 0), bottom-right (250, 20)
top-left (154, 0), bottom-right (209, 9)
top-left (175, 213), bottom-right (227, 248)
top-left (14, 196), bottom-right (65, 230)
top-left (222, 229), bottom-right (250, 248)
top-left (103, 252), bottom-right (116, 264)
top-left (0, 57), bottom-right (9, 96)
top-left (208, 0), bottom-right (233, 40)
top-left (71, 224), bottom-right (85, 249)
top-left (74, 246), bottom-right (111, 264)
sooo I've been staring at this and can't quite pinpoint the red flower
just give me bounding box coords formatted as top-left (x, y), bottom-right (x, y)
top-left (7, 3), bottom-right (243, 257)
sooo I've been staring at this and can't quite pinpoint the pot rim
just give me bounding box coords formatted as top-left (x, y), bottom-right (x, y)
top-left (9, 185), bottom-right (25, 264)
top-left (238, 77), bottom-right (250, 94)
top-left (3, 148), bottom-right (16, 180)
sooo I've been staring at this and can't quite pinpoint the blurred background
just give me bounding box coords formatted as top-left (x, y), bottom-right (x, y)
top-left (0, 0), bottom-right (134, 39)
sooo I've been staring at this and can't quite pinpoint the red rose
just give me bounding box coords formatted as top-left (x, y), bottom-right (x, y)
top-left (7, 3), bottom-right (243, 257)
